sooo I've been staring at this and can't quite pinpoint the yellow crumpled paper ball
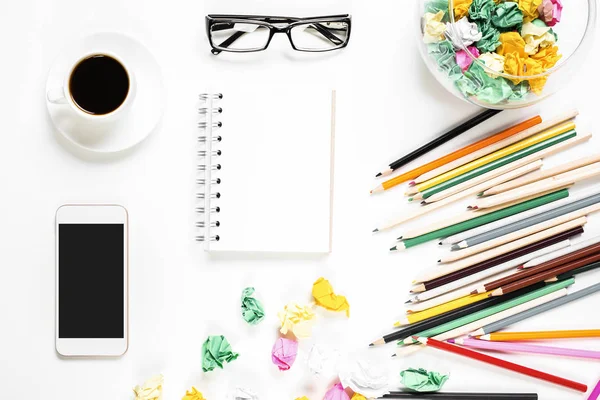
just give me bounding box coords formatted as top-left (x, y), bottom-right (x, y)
top-left (496, 32), bottom-right (527, 58)
top-left (312, 277), bottom-right (350, 317)
top-left (295, 397), bottom-right (310, 400)
top-left (454, 0), bottom-right (473, 19)
top-left (351, 394), bottom-right (367, 400)
top-left (133, 375), bottom-right (163, 400)
top-left (182, 387), bottom-right (206, 400)
top-left (521, 22), bottom-right (556, 55)
top-left (517, 0), bottom-right (543, 22)
top-left (423, 11), bottom-right (446, 43)
top-left (278, 302), bottom-right (316, 339)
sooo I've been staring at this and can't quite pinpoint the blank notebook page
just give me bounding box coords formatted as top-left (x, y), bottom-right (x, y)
top-left (204, 86), bottom-right (334, 253)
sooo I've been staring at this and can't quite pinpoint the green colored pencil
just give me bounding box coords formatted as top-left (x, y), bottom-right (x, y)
top-left (398, 189), bottom-right (570, 249)
top-left (420, 130), bottom-right (577, 200)
top-left (398, 278), bottom-right (574, 346)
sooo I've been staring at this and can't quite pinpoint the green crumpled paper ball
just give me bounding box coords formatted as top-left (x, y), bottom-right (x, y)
top-left (241, 287), bottom-right (265, 325)
top-left (400, 367), bottom-right (450, 392)
top-left (201, 335), bottom-right (239, 372)
top-left (468, 0), bottom-right (496, 21)
top-left (492, 2), bottom-right (524, 30)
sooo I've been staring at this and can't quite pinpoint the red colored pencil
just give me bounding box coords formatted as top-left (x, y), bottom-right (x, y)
top-left (413, 336), bottom-right (587, 392)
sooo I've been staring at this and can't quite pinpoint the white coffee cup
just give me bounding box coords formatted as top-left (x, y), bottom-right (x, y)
top-left (47, 51), bottom-right (136, 123)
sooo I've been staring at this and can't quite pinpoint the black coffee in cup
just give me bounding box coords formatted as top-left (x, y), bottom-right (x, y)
top-left (69, 54), bottom-right (130, 115)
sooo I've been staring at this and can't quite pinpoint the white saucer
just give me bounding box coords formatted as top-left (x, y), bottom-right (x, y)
top-left (46, 32), bottom-right (165, 154)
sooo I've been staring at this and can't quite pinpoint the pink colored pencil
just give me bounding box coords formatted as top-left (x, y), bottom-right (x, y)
top-left (589, 379), bottom-right (600, 400)
top-left (451, 338), bottom-right (600, 360)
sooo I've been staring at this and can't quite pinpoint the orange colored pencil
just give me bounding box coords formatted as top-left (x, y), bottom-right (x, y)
top-left (479, 329), bottom-right (600, 341)
top-left (370, 116), bottom-right (542, 194)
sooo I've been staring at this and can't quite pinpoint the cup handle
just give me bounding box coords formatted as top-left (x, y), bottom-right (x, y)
top-left (47, 88), bottom-right (67, 104)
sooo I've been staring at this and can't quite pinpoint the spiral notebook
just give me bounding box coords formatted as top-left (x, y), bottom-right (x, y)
top-left (196, 88), bottom-right (336, 253)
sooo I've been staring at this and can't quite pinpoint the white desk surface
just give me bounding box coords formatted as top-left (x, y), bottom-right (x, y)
top-left (2, 0), bottom-right (600, 399)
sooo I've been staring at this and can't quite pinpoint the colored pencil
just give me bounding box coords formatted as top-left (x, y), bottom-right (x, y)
top-left (472, 162), bottom-right (600, 210)
top-left (470, 281), bottom-right (600, 336)
top-left (413, 121), bottom-right (575, 193)
top-left (453, 191), bottom-right (600, 249)
top-left (588, 379), bottom-right (600, 400)
top-left (371, 115), bottom-right (540, 192)
top-left (414, 109), bottom-right (579, 184)
top-left (409, 155), bottom-right (543, 203)
top-left (372, 284), bottom-right (546, 345)
top-left (404, 288), bottom-right (570, 344)
top-left (374, 109), bottom-right (502, 178)
top-left (441, 185), bottom-right (600, 245)
top-left (482, 154), bottom-right (600, 196)
top-left (479, 329), bottom-right (600, 341)
top-left (553, 261), bottom-right (600, 281)
top-left (492, 253), bottom-right (600, 297)
top-left (418, 130), bottom-right (579, 202)
top-left (452, 337), bottom-right (600, 360)
top-left (441, 214), bottom-right (591, 264)
top-left (410, 226), bottom-right (581, 293)
top-left (409, 240), bottom-right (571, 302)
top-left (415, 218), bottom-right (586, 283)
top-left (412, 336), bottom-right (587, 392)
top-left (382, 392), bottom-right (538, 399)
top-left (523, 234), bottom-right (600, 268)
top-left (399, 189), bottom-right (571, 248)
top-left (399, 292), bottom-right (491, 325)
top-left (400, 281), bottom-right (571, 345)
top-left (478, 245), bottom-right (600, 295)
top-left (377, 162), bottom-right (544, 232)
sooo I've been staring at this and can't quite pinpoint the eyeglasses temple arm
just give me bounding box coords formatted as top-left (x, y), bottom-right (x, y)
top-left (310, 23), bottom-right (344, 45)
top-left (211, 30), bottom-right (246, 55)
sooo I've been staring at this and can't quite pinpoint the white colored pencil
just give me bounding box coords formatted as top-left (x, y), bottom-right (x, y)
top-left (413, 110), bottom-right (579, 184)
top-left (439, 209), bottom-right (597, 264)
top-left (440, 185), bottom-right (600, 245)
top-left (413, 218), bottom-right (588, 283)
top-left (522, 234), bottom-right (600, 268)
top-left (410, 240), bottom-right (570, 297)
top-left (402, 289), bottom-right (568, 345)
top-left (482, 154), bottom-right (600, 196)
top-left (398, 133), bottom-right (592, 239)
top-left (471, 162), bottom-right (600, 210)
top-left (374, 162), bottom-right (543, 231)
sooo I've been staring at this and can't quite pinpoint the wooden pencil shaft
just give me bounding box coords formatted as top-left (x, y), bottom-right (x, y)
top-left (423, 218), bottom-right (586, 283)
top-left (379, 162), bottom-right (545, 231)
top-left (419, 227), bottom-right (582, 290)
top-left (486, 329), bottom-right (600, 341)
top-left (442, 213), bottom-right (590, 263)
top-left (416, 241), bottom-right (571, 302)
top-left (422, 129), bottom-right (577, 201)
top-left (383, 392), bottom-right (538, 399)
top-left (484, 240), bottom-right (600, 292)
top-left (415, 110), bottom-right (579, 184)
top-left (403, 189), bottom-right (569, 249)
top-left (418, 337), bottom-right (587, 392)
top-left (380, 116), bottom-right (540, 189)
top-left (415, 122), bottom-right (576, 193)
top-left (442, 184), bottom-right (600, 245)
top-left (403, 133), bottom-right (593, 239)
top-left (484, 154), bottom-right (600, 196)
top-left (555, 261), bottom-right (600, 281)
top-left (456, 338), bottom-right (600, 360)
top-left (475, 163), bottom-right (600, 210)
top-left (461, 192), bottom-right (600, 248)
top-left (524, 233), bottom-right (600, 268)
top-left (386, 109), bottom-right (501, 171)
top-left (497, 252), bottom-right (600, 295)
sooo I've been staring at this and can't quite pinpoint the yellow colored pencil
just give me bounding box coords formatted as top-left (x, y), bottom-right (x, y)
top-left (393, 291), bottom-right (491, 326)
top-left (413, 121), bottom-right (575, 193)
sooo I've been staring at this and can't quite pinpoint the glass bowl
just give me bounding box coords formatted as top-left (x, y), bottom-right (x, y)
top-left (417, 0), bottom-right (596, 109)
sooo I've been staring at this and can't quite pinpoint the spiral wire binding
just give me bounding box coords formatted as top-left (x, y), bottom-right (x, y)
top-left (196, 93), bottom-right (223, 244)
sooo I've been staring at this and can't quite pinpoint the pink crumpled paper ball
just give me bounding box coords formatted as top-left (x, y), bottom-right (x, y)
top-left (538, 0), bottom-right (562, 27)
top-left (456, 46), bottom-right (480, 72)
top-left (271, 337), bottom-right (298, 371)
top-left (323, 383), bottom-right (350, 400)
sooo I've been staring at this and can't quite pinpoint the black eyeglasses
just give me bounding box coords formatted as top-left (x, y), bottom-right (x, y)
top-left (205, 14), bottom-right (351, 55)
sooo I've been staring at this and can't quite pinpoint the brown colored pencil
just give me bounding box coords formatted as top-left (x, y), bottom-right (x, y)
top-left (411, 226), bottom-right (583, 293)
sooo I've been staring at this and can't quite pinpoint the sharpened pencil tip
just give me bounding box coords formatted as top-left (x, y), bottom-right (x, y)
top-left (369, 343), bottom-right (374, 347)
top-left (397, 236), bottom-right (403, 241)
top-left (409, 181), bottom-right (415, 187)
top-left (391, 354), bottom-right (397, 358)
top-left (404, 299), bottom-right (411, 304)
top-left (408, 197), bottom-right (413, 202)
top-left (390, 246), bottom-right (398, 252)
top-left (470, 290), bottom-right (477, 295)
top-left (420, 201), bottom-right (426, 205)
top-left (517, 265), bottom-right (524, 270)
top-left (372, 228), bottom-right (379, 233)
top-left (437, 259), bottom-right (441, 263)
top-left (472, 206), bottom-right (479, 210)
top-left (438, 241), bottom-right (443, 245)
top-left (375, 172), bottom-right (382, 178)
top-left (477, 192), bottom-right (484, 197)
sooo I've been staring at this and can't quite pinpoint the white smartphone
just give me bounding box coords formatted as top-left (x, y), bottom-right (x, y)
top-left (55, 204), bottom-right (128, 357)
